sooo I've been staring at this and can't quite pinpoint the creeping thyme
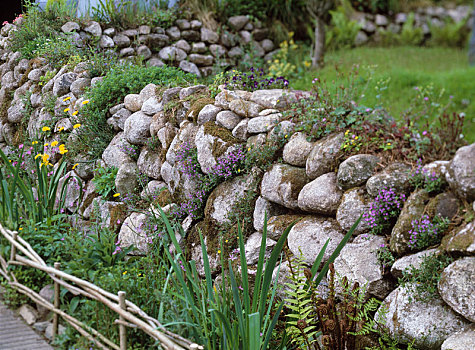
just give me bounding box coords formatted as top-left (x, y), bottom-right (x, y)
top-left (222, 67), bottom-right (289, 92)
top-left (363, 187), bottom-right (406, 235)
top-left (409, 158), bottom-right (444, 194)
top-left (408, 214), bottom-right (449, 250)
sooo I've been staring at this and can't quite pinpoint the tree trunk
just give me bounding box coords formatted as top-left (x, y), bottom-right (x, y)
top-left (312, 16), bottom-right (326, 69)
top-left (469, 1), bottom-right (475, 65)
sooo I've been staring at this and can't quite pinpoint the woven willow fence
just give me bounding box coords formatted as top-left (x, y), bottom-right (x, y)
top-left (0, 223), bottom-right (203, 350)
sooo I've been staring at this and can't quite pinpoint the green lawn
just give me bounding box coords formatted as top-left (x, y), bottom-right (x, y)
top-left (292, 47), bottom-right (475, 142)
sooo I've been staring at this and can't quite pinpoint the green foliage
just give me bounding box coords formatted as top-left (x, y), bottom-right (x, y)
top-left (399, 253), bottom-right (453, 302)
top-left (73, 65), bottom-right (195, 159)
top-left (429, 17), bottom-right (470, 48)
top-left (33, 35), bottom-right (83, 70)
top-left (326, 7), bottom-right (361, 51)
top-left (375, 243), bottom-right (396, 269)
top-left (92, 166), bottom-right (118, 199)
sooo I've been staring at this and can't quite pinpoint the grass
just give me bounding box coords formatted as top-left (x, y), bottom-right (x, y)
top-left (292, 46), bottom-right (475, 142)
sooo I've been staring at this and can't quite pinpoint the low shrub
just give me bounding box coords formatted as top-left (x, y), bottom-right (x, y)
top-left (326, 7), bottom-right (361, 51)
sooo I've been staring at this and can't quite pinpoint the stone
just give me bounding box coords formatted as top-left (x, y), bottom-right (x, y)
top-left (227, 46), bottom-right (243, 58)
top-left (84, 21), bottom-right (102, 37)
top-left (140, 180), bottom-right (167, 200)
top-left (438, 257), bottom-right (475, 322)
top-left (118, 212), bottom-right (150, 254)
top-left (250, 89), bottom-right (295, 109)
top-left (250, 40), bottom-right (265, 57)
top-left (266, 215), bottom-right (303, 240)
top-left (337, 154), bottom-right (380, 190)
top-left (178, 85), bottom-right (207, 100)
top-left (190, 239), bottom-right (220, 277)
top-left (375, 14), bottom-right (389, 26)
top-left (390, 189), bottom-right (430, 256)
top-left (7, 100), bottom-right (25, 123)
top-left (148, 33), bottom-right (169, 47)
top-left (232, 118), bottom-right (249, 141)
top-left (209, 44), bottom-right (226, 57)
top-left (33, 321), bottom-right (50, 332)
top-left (220, 32), bottom-right (237, 47)
top-left (191, 42), bottom-right (207, 53)
top-left (216, 110), bottom-right (241, 130)
top-left (113, 34), bottom-right (131, 47)
top-left (245, 232), bottom-right (276, 265)
top-left (197, 104), bottom-right (222, 124)
top-left (188, 53), bottom-right (213, 66)
top-left (45, 323), bottom-right (65, 340)
top-left (159, 46), bottom-right (187, 61)
top-left (228, 15), bottom-right (249, 31)
top-left (53, 72), bottom-right (77, 96)
top-left (165, 121), bottom-right (199, 165)
top-left (336, 188), bottom-right (372, 234)
top-left (334, 235), bottom-right (392, 298)
top-left (102, 133), bottom-right (134, 168)
top-left (166, 26), bottom-right (181, 40)
top-left (175, 19), bottom-right (190, 30)
top-left (115, 162), bottom-right (139, 195)
top-left (124, 111), bottom-right (152, 145)
top-left (426, 192), bottom-right (460, 221)
top-left (141, 97), bottom-right (162, 116)
top-left (229, 99), bottom-right (263, 118)
top-left (124, 94), bottom-right (143, 112)
top-left (441, 325), bottom-right (475, 350)
top-left (138, 25), bottom-right (151, 34)
top-left (376, 285), bottom-right (470, 349)
top-left (260, 39), bottom-right (274, 52)
top-left (247, 114), bottom-right (280, 133)
top-left (175, 39), bottom-right (191, 53)
top-left (108, 108), bottom-right (132, 131)
top-left (56, 171), bottom-right (82, 213)
top-left (70, 77), bottom-right (91, 97)
top-left (181, 30), bottom-right (200, 41)
top-left (18, 304), bottom-right (38, 325)
top-left (445, 220), bottom-right (475, 256)
top-left (137, 147), bottom-right (162, 180)
top-left (200, 27), bottom-right (219, 43)
top-left (147, 57), bottom-right (165, 67)
top-left (366, 162), bottom-right (412, 197)
top-left (61, 21), bottom-right (80, 33)
top-left (119, 47), bottom-right (135, 57)
top-left (283, 132), bottom-right (314, 167)
top-left (306, 132), bottom-right (345, 180)
top-left (214, 90), bottom-right (240, 109)
top-left (391, 249), bottom-right (438, 279)
top-left (354, 31), bottom-right (369, 46)
top-left (288, 216), bottom-right (345, 265)
top-left (190, 20), bottom-right (202, 30)
top-left (179, 60), bottom-right (201, 77)
top-left (99, 35), bottom-right (114, 48)
top-left (103, 27), bottom-right (116, 36)
top-left (194, 123), bottom-right (239, 174)
top-left (137, 45), bottom-right (152, 59)
top-left (298, 172), bottom-right (342, 215)
top-left (253, 196), bottom-right (286, 232)
top-left (27, 68), bottom-right (43, 82)
top-left (157, 123), bottom-right (177, 150)
top-left (261, 164), bottom-right (308, 210)
top-left (446, 143), bottom-right (475, 202)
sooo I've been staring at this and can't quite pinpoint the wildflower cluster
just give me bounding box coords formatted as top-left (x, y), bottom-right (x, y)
top-left (267, 32), bottom-right (298, 78)
top-left (375, 243), bottom-right (395, 270)
top-left (409, 159), bottom-right (444, 194)
top-left (222, 67), bottom-right (289, 92)
top-left (341, 129), bottom-right (362, 152)
top-left (363, 187), bottom-right (406, 234)
top-left (408, 214), bottom-right (449, 250)
top-left (119, 140), bottom-right (140, 161)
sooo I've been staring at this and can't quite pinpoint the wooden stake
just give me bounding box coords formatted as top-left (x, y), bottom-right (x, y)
top-left (52, 262), bottom-right (61, 340)
top-left (10, 231), bottom-right (17, 261)
top-left (118, 291), bottom-right (127, 350)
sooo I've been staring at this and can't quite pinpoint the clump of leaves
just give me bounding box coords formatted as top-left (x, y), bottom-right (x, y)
top-left (92, 166), bottom-right (118, 199)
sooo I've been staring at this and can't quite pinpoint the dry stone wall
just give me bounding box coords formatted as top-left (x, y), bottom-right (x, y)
top-left (0, 18), bottom-right (474, 350)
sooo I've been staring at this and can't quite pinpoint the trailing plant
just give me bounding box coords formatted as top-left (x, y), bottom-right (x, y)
top-left (398, 253), bottom-right (453, 302)
top-left (407, 214), bottom-right (450, 250)
top-left (92, 166), bottom-right (118, 200)
top-left (409, 158), bottom-right (445, 194)
top-left (363, 187), bottom-right (406, 235)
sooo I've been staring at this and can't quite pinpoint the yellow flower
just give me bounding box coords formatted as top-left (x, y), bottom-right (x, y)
top-left (72, 163), bottom-right (79, 169)
top-left (41, 154), bottom-right (50, 163)
top-left (35, 153), bottom-right (42, 159)
top-left (72, 111), bottom-right (78, 116)
top-left (225, 239), bottom-right (228, 243)
top-left (19, 227), bottom-right (22, 231)
top-left (51, 141), bottom-right (59, 147)
top-left (355, 136), bottom-right (359, 140)
top-left (73, 123), bottom-right (81, 129)
top-left (345, 130), bottom-right (349, 135)
top-left (123, 271), bottom-right (127, 275)
top-left (58, 144), bottom-right (68, 155)
top-left (32, 141), bottom-right (38, 145)
top-left (63, 96), bottom-right (71, 102)
top-left (303, 61), bottom-right (311, 68)
top-left (387, 142), bottom-right (391, 146)
top-left (247, 147), bottom-right (251, 151)
top-left (82, 100), bottom-right (89, 105)
top-left (64, 108), bottom-right (70, 112)
top-left (42, 126), bottom-right (51, 132)
top-left (285, 134), bottom-right (288, 138)
top-left (217, 250), bottom-right (221, 254)
top-left (113, 193), bottom-right (120, 197)
top-left (58, 126), bottom-right (64, 132)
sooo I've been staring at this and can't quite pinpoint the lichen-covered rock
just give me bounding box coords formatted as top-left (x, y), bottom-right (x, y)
top-left (298, 172), bottom-right (342, 215)
top-left (61, 21), bottom-right (80, 33)
top-left (115, 162), bottom-right (139, 195)
top-left (266, 215), bottom-right (303, 240)
top-left (438, 257), bottom-right (475, 322)
top-left (87, 198), bottom-right (126, 231)
top-left (333, 234), bottom-right (392, 298)
top-left (232, 118), bottom-right (249, 141)
top-left (229, 99), bottom-right (263, 118)
top-left (228, 15), bottom-right (249, 31)
top-left (247, 113), bottom-right (281, 133)
top-left (53, 72), bottom-right (77, 96)
top-left (113, 34), bottom-right (131, 47)
top-left (84, 21), bottom-right (102, 37)
top-left (445, 143), bottom-right (475, 202)
top-left (253, 196), bottom-right (286, 232)
top-left (426, 192), bottom-right (460, 221)
top-left (159, 46), bottom-right (187, 61)
top-left (376, 285), bottom-right (469, 349)
top-left (99, 35), bottom-right (114, 48)
top-left (366, 162), bottom-right (411, 197)
top-left (250, 89), bottom-right (299, 109)
top-left (337, 154), bottom-right (380, 190)
top-left (124, 94), bottom-right (143, 112)
top-left (390, 248), bottom-right (438, 279)
top-left (245, 232), bottom-right (276, 265)
top-left (137, 146), bottom-right (162, 180)
top-left (306, 132), bottom-right (344, 180)
top-left (157, 123), bottom-right (177, 150)
top-left (188, 53), bottom-right (214, 66)
top-left (336, 188), bottom-right (371, 234)
top-left (288, 216), bottom-right (345, 265)
top-left (261, 164), bottom-right (308, 210)
top-left (55, 171), bottom-right (82, 213)
top-left (200, 27), bottom-right (219, 43)
top-left (179, 60), bottom-right (201, 77)
top-left (216, 110), bottom-right (241, 130)
top-left (441, 325), bottom-right (475, 350)
top-left (445, 221), bottom-right (475, 256)
top-left (166, 121), bottom-right (199, 165)
top-left (107, 108), bottom-right (131, 131)
top-left (118, 212), bottom-right (151, 254)
top-left (7, 100), bottom-right (25, 123)
top-left (390, 189), bottom-right (430, 255)
top-left (179, 85), bottom-right (207, 100)
top-left (123, 111), bottom-right (152, 145)
top-left (197, 104), bottom-right (222, 124)
top-left (141, 96), bottom-right (162, 116)
top-left (282, 132), bottom-right (314, 167)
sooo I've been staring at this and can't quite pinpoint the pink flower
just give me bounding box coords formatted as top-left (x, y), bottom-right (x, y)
top-left (2, 21), bottom-right (8, 26)
top-left (424, 97), bottom-right (429, 101)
